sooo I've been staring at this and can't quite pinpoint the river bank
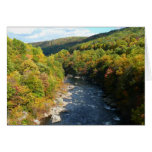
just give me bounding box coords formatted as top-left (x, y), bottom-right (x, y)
top-left (38, 80), bottom-right (74, 125)
top-left (43, 75), bottom-right (121, 125)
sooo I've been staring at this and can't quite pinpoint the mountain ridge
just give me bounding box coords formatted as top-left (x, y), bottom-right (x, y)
top-left (30, 27), bottom-right (144, 55)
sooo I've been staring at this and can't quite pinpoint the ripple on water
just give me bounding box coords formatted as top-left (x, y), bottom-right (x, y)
top-left (104, 104), bottom-right (111, 110)
top-left (113, 116), bottom-right (120, 121)
top-left (103, 122), bottom-right (112, 125)
top-left (104, 104), bottom-right (116, 111)
top-left (87, 104), bottom-right (96, 109)
top-left (76, 122), bottom-right (81, 125)
top-left (72, 103), bottom-right (81, 106)
top-left (47, 77), bottom-right (121, 125)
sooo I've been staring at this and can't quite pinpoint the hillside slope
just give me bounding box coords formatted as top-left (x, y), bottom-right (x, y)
top-left (54, 27), bottom-right (145, 124)
top-left (31, 27), bottom-right (144, 55)
top-left (7, 37), bottom-right (65, 125)
top-left (8, 27), bottom-right (145, 125)
top-left (69, 27), bottom-right (144, 51)
top-left (31, 37), bottom-right (86, 55)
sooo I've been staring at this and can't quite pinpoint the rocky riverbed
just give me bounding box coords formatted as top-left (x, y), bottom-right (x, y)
top-left (36, 82), bottom-right (75, 125)
top-left (43, 76), bottom-right (121, 125)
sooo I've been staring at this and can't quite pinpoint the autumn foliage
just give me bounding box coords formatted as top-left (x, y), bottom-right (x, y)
top-left (7, 27), bottom-right (145, 125)
top-left (7, 38), bottom-right (64, 125)
top-left (54, 27), bottom-right (145, 125)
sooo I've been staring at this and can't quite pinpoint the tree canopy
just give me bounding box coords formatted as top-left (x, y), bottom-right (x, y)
top-left (8, 27), bottom-right (145, 125)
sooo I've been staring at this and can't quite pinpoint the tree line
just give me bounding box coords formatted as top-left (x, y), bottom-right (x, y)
top-left (7, 37), bottom-right (65, 124)
top-left (7, 27), bottom-right (145, 125)
top-left (54, 27), bottom-right (145, 124)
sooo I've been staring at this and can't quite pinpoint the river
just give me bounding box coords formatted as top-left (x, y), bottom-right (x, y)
top-left (45, 76), bottom-right (121, 125)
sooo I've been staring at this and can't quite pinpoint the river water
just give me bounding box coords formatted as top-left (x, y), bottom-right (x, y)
top-left (46, 76), bottom-right (121, 125)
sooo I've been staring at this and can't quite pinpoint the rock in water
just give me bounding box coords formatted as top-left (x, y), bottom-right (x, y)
top-left (62, 92), bottom-right (72, 99)
top-left (67, 85), bottom-right (75, 90)
top-left (55, 98), bottom-right (63, 104)
top-left (44, 113), bottom-right (48, 117)
top-left (113, 116), bottom-right (120, 121)
top-left (75, 76), bottom-right (80, 79)
top-left (51, 115), bottom-right (61, 123)
top-left (62, 101), bottom-right (68, 106)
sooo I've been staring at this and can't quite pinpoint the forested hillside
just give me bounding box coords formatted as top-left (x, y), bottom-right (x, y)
top-left (31, 37), bottom-right (86, 55)
top-left (69, 27), bottom-right (144, 52)
top-left (30, 28), bottom-right (139, 55)
top-left (7, 37), bottom-right (65, 125)
top-left (7, 27), bottom-right (145, 125)
top-left (54, 27), bottom-right (145, 124)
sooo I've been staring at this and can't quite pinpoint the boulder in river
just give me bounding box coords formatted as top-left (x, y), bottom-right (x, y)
top-left (51, 115), bottom-right (61, 123)
top-left (61, 92), bottom-right (72, 99)
top-left (44, 113), bottom-right (49, 117)
top-left (55, 98), bottom-right (63, 104)
top-left (67, 74), bottom-right (73, 78)
top-left (50, 106), bottom-right (68, 115)
top-left (62, 101), bottom-right (68, 107)
top-left (68, 85), bottom-right (75, 90)
top-left (75, 76), bottom-right (80, 79)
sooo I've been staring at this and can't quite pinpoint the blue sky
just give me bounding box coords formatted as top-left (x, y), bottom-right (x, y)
top-left (7, 27), bottom-right (121, 43)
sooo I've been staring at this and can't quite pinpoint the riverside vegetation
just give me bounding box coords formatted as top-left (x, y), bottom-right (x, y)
top-left (7, 37), bottom-right (65, 124)
top-left (7, 27), bottom-right (145, 125)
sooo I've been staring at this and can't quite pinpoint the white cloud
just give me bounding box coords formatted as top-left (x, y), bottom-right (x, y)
top-left (7, 27), bottom-right (36, 34)
top-left (7, 27), bottom-right (96, 42)
top-left (26, 28), bottom-right (94, 40)
top-left (7, 27), bottom-right (122, 43)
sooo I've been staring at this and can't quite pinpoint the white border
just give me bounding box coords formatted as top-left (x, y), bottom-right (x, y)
top-left (0, 0), bottom-right (152, 152)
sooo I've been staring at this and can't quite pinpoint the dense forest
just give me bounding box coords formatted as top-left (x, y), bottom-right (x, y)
top-left (31, 28), bottom-right (135, 55)
top-left (31, 37), bottom-right (86, 55)
top-left (7, 27), bottom-right (145, 125)
top-left (7, 37), bottom-right (65, 124)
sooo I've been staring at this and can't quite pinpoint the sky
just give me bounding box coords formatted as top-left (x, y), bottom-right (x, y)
top-left (7, 27), bottom-right (121, 43)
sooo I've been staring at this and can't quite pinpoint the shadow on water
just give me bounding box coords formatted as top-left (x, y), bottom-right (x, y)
top-left (46, 76), bottom-right (122, 125)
